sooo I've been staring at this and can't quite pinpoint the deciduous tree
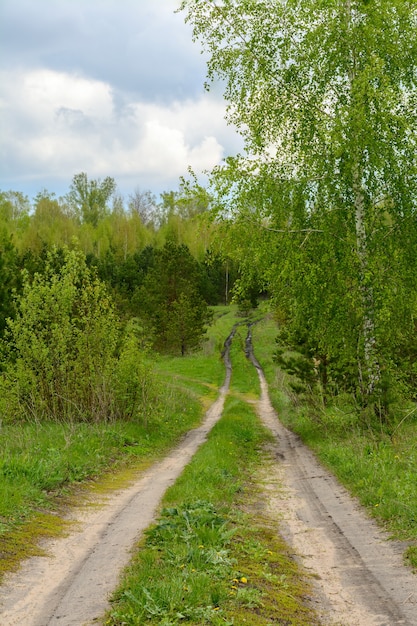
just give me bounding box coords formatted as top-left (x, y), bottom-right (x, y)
top-left (0, 247), bottom-right (154, 424)
top-left (180, 0), bottom-right (417, 407)
top-left (67, 172), bottom-right (116, 227)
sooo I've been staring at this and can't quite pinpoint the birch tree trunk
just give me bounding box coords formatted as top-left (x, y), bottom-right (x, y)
top-left (345, 0), bottom-right (381, 398)
top-left (353, 166), bottom-right (381, 397)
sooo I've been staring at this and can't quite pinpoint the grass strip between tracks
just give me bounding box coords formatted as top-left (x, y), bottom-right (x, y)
top-left (105, 323), bottom-right (320, 626)
top-left (105, 397), bottom-right (319, 626)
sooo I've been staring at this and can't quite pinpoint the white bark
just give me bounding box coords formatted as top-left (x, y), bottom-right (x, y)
top-left (346, 0), bottom-right (381, 397)
top-left (353, 166), bottom-right (381, 396)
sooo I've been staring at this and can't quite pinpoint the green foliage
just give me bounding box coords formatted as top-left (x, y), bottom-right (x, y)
top-left (166, 292), bottom-right (210, 356)
top-left (1, 246), bottom-right (116, 422)
top-left (0, 178), bottom-right (231, 343)
top-left (200, 250), bottom-right (235, 306)
top-left (113, 320), bottom-right (156, 425)
top-left (0, 190), bottom-right (31, 227)
top-left (67, 172), bottom-right (116, 227)
top-left (137, 241), bottom-right (213, 355)
top-left (0, 234), bottom-right (19, 339)
top-left (180, 0), bottom-right (417, 412)
top-left (0, 247), bottom-right (152, 423)
top-left (20, 192), bottom-right (78, 253)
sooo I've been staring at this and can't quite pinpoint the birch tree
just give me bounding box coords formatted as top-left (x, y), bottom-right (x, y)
top-left (180, 0), bottom-right (417, 405)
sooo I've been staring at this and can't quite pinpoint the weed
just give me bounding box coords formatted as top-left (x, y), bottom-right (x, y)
top-left (405, 546), bottom-right (417, 570)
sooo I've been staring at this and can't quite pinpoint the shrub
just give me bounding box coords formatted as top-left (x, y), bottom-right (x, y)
top-left (0, 247), bottom-right (151, 424)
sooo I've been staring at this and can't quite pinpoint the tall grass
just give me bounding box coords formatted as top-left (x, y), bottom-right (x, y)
top-left (0, 385), bottom-right (201, 526)
top-left (0, 370), bottom-right (206, 583)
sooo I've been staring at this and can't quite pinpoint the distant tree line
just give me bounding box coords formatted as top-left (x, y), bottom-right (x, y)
top-left (0, 174), bottom-right (239, 346)
top-left (0, 174), bottom-right (243, 424)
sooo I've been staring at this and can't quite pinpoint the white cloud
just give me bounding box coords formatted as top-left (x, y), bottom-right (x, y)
top-left (22, 69), bottom-right (114, 121)
top-left (0, 0), bottom-right (245, 197)
top-left (0, 68), bottom-right (238, 194)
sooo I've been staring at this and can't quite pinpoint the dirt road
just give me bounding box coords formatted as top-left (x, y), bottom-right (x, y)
top-left (0, 389), bottom-right (230, 626)
top-left (0, 325), bottom-right (416, 625)
top-left (246, 325), bottom-right (417, 626)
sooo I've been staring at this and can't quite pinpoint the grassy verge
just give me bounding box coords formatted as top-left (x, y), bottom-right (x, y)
top-left (0, 386), bottom-right (202, 581)
top-left (105, 397), bottom-right (319, 626)
top-left (252, 313), bottom-right (417, 570)
top-left (0, 306), bottom-right (240, 581)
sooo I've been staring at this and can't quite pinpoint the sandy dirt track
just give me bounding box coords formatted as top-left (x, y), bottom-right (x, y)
top-left (0, 325), bottom-right (416, 625)
top-left (0, 389), bottom-right (230, 626)
top-left (246, 326), bottom-right (417, 626)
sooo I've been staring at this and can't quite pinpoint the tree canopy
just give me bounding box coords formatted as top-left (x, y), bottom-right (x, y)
top-left (180, 0), bottom-right (417, 410)
top-left (136, 240), bottom-right (213, 354)
top-left (68, 172), bottom-right (117, 227)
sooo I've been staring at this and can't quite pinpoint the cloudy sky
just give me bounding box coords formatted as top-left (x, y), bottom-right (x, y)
top-left (0, 0), bottom-right (242, 201)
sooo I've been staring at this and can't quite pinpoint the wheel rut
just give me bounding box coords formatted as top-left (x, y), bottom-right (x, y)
top-left (245, 323), bottom-right (417, 626)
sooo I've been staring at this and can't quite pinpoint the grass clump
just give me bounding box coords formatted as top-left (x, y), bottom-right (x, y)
top-left (0, 511), bottom-right (71, 580)
top-left (106, 397), bottom-right (319, 625)
top-left (109, 501), bottom-right (235, 625)
top-left (227, 521), bottom-right (318, 625)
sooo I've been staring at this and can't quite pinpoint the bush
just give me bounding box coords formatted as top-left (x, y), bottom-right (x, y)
top-left (0, 247), bottom-right (152, 424)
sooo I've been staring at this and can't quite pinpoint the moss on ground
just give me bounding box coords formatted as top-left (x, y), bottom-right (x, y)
top-left (0, 512), bottom-right (71, 580)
